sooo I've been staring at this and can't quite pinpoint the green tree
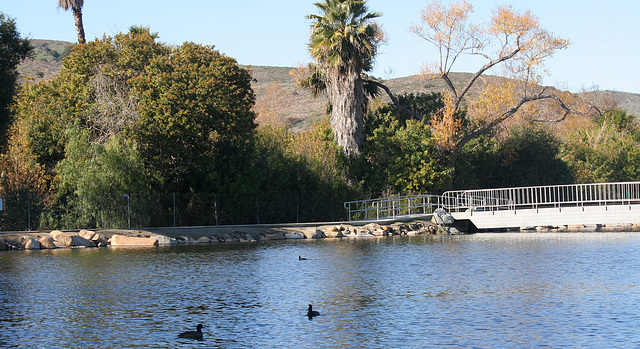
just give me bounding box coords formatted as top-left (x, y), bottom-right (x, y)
top-left (57, 0), bottom-right (86, 44)
top-left (562, 109), bottom-right (640, 183)
top-left (49, 127), bottom-right (153, 228)
top-left (3, 29), bottom-right (167, 229)
top-left (7, 28), bottom-right (165, 178)
top-left (360, 95), bottom-right (450, 195)
top-left (129, 42), bottom-right (257, 193)
top-left (307, 0), bottom-right (384, 157)
top-left (491, 127), bottom-right (573, 187)
top-left (0, 13), bottom-right (32, 149)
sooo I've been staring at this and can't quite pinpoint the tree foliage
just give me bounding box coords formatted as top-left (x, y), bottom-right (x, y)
top-left (359, 94), bottom-right (451, 195)
top-left (130, 42), bottom-right (256, 193)
top-left (0, 13), bottom-right (32, 149)
top-left (562, 109), bottom-right (640, 183)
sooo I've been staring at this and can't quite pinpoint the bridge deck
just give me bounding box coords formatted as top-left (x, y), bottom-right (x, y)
top-left (451, 204), bottom-right (640, 229)
top-left (442, 182), bottom-right (640, 230)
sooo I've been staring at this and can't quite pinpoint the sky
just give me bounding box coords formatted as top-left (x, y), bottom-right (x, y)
top-left (3, 0), bottom-right (640, 94)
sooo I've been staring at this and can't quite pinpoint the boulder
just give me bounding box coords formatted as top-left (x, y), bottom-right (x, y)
top-left (197, 236), bottom-right (211, 243)
top-left (364, 223), bottom-right (382, 231)
top-left (78, 230), bottom-right (96, 241)
top-left (285, 231), bottom-right (305, 239)
top-left (70, 235), bottom-right (95, 247)
top-left (301, 229), bottom-right (325, 239)
top-left (154, 235), bottom-right (178, 245)
top-left (352, 230), bottom-right (375, 238)
top-left (324, 226), bottom-right (345, 238)
top-left (0, 238), bottom-right (6, 250)
top-left (263, 231), bottom-right (285, 240)
top-left (432, 208), bottom-right (454, 225)
top-left (39, 236), bottom-right (57, 249)
top-left (447, 227), bottom-right (461, 235)
top-left (221, 234), bottom-right (236, 242)
top-left (110, 234), bottom-right (158, 246)
top-left (23, 237), bottom-right (41, 250)
top-left (50, 230), bottom-right (73, 246)
top-left (95, 234), bottom-right (109, 246)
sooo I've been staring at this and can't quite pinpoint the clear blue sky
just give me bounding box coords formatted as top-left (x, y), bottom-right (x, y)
top-left (4, 0), bottom-right (639, 93)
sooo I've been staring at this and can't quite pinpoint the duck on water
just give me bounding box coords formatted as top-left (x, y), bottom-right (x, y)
top-left (307, 304), bottom-right (320, 319)
top-left (178, 324), bottom-right (203, 340)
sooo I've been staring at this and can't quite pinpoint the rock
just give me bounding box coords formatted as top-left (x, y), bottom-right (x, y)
top-left (197, 236), bottom-right (211, 243)
top-left (154, 235), bottom-right (177, 245)
top-left (244, 234), bottom-right (256, 242)
top-left (325, 226), bottom-right (344, 238)
top-left (263, 231), bottom-right (285, 240)
top-left (50, 230), bottom-right (73, 246)
top-left (70, 235), bottom-right (95, 247)
top-left (447, 227), bottom-right (461, 235)
top-left (0, 238), bottom-right (6, 250)
top-left (23, 237), bottom-right (41, 250)
top-left (432, 208), bottom-right (454, 225)
top-left (364, 223), bottom-right (382, 230)
top-left (39, 236), bottom-right (57, 249)
top-left (94, 234), bottom-right (109, 246)
top-left (301, 229), bottom-right (325, 239)
top-left (285, 231), bottom-right (305, 239)
top-left (352, 231), bottom-right (375, 238)
top-left (78, 230), bottom-right (96, 241)
top-left (364, 223), bottom-right (387, 236)
top-left (110, 234), bottom-right (158, 246)
top-left (221, 234), bottom-right (237, 242)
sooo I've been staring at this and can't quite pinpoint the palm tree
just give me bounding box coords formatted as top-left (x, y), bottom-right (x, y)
top-left (57, 0), bottom-right (86, 44)
top-left (308, 0), bottom-right (382, 157)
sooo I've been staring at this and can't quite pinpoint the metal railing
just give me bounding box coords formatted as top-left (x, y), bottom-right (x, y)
top-left (440, 182), bottom-right (640, 213)
top-left (344, 194), bottom-right (440, 221)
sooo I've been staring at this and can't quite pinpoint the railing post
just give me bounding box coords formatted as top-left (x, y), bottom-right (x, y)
top-left (392, 199), bottom-right (396, 219)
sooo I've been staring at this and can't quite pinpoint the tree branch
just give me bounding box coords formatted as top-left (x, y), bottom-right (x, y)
top-left (455, 89), bottom-right (578, 150)
top-left (364, 79), bottom-right (425, 121)
top-left (452, 47), bottom-right (521, 110)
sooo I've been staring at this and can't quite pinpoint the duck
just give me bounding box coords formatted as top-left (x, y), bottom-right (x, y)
top-left (298, 256), bottom-right (307, 261)
top-left (178, 324), bottom-right (203, 340)
top-left (307, 304), bottom-right (320, 318)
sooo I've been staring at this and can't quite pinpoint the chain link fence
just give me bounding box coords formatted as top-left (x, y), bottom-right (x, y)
top-left (0, 191), bottom-right (348, 231)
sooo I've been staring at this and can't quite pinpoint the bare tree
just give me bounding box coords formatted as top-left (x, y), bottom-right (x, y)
top-left (411, 1), bottom-right (586, 184)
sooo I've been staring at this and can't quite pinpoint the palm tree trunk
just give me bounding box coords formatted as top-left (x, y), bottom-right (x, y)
top-left (73, 7), bottom-right (86, 44)
top-left (326, 67), bottom-right (365, 157)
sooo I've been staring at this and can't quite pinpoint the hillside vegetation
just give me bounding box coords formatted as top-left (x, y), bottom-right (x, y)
top-left (19, 40), bottom-right (639, 130)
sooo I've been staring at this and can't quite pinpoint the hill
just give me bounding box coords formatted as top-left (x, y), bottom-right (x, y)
top-left (17, 40), bottom-right (640, 129)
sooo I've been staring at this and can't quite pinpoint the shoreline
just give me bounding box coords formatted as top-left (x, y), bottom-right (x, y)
top-left (0, 218), bottom-right (443, 250)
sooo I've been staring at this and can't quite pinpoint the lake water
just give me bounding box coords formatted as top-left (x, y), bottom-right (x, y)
top-left (1, 232), bottom-right (640, 348)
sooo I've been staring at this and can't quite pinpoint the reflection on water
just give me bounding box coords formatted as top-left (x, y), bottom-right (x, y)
top-left (1, 232), bottom-right (640, 348)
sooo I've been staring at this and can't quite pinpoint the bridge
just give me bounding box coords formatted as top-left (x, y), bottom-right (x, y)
top-left (345, 182), bottom-right (640, 232)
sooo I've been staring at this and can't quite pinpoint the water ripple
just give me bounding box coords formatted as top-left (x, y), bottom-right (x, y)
top-left (1, 233), bottom-right (639, 348)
